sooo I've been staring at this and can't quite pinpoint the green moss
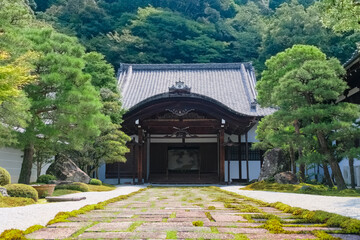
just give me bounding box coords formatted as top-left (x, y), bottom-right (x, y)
top-left (210, 227), bottom-right (219, 233)
top-left (0, 229), bottom-right (26, 240)
top-left (263, 219), bottom-right (285, 233)
top-left (166, 230), bottom-right (177, 239)
top-left (192, 220), bottom-right (204, 227)
top-left (0, 196), bottom-right (35, 207)
top-left (207, 206), bottom-right (216, 210)
top-left (205, 212), bottom-right (215, 222)
top-left (233, 233), bottom-right (250, 240)
top-left (313, 230), bottom-right (340, 239)
top-left (23, 225), bottom-right (44, 235)
top-left (170, 212), bottom-right (176, 218)
top-left (127, 221), bottom-right (144, 232)
top-left (340, 219), bottom-right (360, 234)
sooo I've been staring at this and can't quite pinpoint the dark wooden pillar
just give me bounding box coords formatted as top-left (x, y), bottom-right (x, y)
top-left (219, 128), bottom-right (225, 182)
top-left (138, 127), bottom-right (143, 184)
top-left (238, 134), bottom-right (242, 180)
top-left (245, 132), bottom-right (249, 182)
top-left (143, 134), bottom-right (147, 182)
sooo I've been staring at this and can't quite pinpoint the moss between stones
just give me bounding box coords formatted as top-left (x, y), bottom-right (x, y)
top-left (0, 187), bottom-right (147, 238)
top-left (192, 220), bottom-right (204, 227)
top-left (0, 224), bottom-right (44, 240)
top-left (212, 186), bottom-right (360, 235)
top-left (263, 219), bottom-right (285, 233)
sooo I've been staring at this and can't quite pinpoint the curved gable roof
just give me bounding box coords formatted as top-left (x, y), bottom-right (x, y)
top-left (117, 63), bottom-right (274, 117)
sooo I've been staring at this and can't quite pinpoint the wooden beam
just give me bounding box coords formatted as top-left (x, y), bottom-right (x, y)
top-left (219, 128), bottom-right (225, 182)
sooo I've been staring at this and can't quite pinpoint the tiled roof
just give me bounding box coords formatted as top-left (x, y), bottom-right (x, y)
top-left (117, 63), bottom-right (275, 117)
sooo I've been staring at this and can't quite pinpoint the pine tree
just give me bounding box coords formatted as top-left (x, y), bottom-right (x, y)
top-left (257, 45), bottom-right (360, 190)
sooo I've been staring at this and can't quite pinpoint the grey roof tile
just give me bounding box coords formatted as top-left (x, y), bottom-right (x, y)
top-left (117, 63), bottom-right (275, 117)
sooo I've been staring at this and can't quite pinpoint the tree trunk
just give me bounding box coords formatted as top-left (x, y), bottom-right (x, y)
top-left (323, 163), bottom-right (334, 187)
top-left (36, 160), bottom-right (42, 179)
top-left (349, 157), bottom-right (356, 189)
top-left (294, 120), bottom-right (305, 180)
top-left (317, 132), bottom-right (347, 190)
top-left (18, 143), bottom-right (35, 184)
top-left (289, 144), bottom-right (296, 174)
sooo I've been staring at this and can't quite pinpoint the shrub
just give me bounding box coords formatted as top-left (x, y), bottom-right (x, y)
top-left (55, 182), bottom-right (89, 192)
top-left (89, 178), bottom-right (102, 185)
top-left (5, 184), bottom-right (38, 201)
top-left (0, 167), bottom-right (11, 186)
top-left (37, 174), bottom-right (57, 184)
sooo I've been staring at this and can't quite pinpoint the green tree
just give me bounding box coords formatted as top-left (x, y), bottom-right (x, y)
top-left (257, 45), bottom-right (360, 190)
top-left (66, 53), bottom-right (130, 177)
top-left (18, 28), bottom-right (110, 184)
top-left (320, 0), bottom-right (360, 32)
top-left (259, 0), bottom-right (358, 72)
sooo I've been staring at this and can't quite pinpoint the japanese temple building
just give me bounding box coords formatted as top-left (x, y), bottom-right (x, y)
top-left (100, 63), bottom-right (274, 184)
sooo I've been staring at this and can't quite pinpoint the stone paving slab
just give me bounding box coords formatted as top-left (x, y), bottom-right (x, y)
top-left (78, 231), bottom-right (167, 239)
top-left (283, 226), bottom-right (342, 231)
top-left (177, 232), bottom-right (235, 239)
top-left (246, 233), bottom-right (317, 239)
top-left (26, 227), bottom-right (79, 239)
top-left (211, 213), bottom-right (246, 222)
top-left (26, 187), bottom-right (350, 239)
top-left (203, 222), bottom-right (262, 227)
top-left (218, 227), bottom-right (269, 234)
top-left (331, 234), bottom-right (360, 240)
top-left (47, 222), bottom-right (91, 228)
top-left (85, 222), bottom-right (133, 231)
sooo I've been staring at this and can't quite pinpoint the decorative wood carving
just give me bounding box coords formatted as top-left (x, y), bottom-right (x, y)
top-left (165, 108), bottom-right (194, 116)
top-left (169, 81), bottom-right (191, 94)
top-left (165, 126), bottom-right (198, 138)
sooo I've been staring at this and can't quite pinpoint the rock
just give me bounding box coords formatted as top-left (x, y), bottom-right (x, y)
top-left (258, 148), bottom-right (289, 181)
top-left (46, 154), bottom-right (90, 183)
top-left (0, 187), bottom-right (9, 197)
top-left (274, 171), bottom-right (299, 184)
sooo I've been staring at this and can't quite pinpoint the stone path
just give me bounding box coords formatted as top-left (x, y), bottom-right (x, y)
top-left (26, 187), bottom-right (358, 239)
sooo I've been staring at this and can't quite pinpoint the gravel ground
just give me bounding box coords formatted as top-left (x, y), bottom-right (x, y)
top-left (0, 185), bottom-right (143, 234)
top-left (222, 186), bottom-right (360, 220)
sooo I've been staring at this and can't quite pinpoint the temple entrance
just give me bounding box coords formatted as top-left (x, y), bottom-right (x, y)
top-left (149, 143), bottom-right (218, 184)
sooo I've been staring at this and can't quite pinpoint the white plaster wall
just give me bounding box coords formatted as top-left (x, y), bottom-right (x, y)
top-left (0, 147), bottom-right (49, 183)
top-left (225, 160), bottom-right (261, 182)
top-left (339, 158), bottom-right (360, 186)
top-left (225, 122), bottom-right (259, 143)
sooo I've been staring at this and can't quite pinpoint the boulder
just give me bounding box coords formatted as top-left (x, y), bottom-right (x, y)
top-left (258, 148), bottom-right (289, 181)
top-left (274, 171), bottom-right (299, 184)
top-left (0, 187), bottom-right (9, 197)
top-left (46, 154), bottom-right (90, 183)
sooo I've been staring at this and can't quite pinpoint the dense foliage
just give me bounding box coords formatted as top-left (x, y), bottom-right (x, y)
top-left (31, 0), bottom-right (358, 72)
top-left (255, 45), bottom-right (360, 190)
top-left (0, 0), bottom-right (130, 183)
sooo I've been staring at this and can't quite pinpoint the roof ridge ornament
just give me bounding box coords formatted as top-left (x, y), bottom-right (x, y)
top-left (169, 81), bottom-right (191, 94)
